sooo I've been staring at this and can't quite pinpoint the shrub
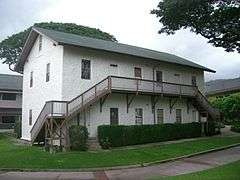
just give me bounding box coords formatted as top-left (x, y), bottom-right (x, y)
top-left (98, 122), bottom-right (202, 148)
top-left (69, 125), bottom-right (88, 151)
top-left (210, 93), bottom-right (240, 124)
top-left (14, 119), bottom-right (21, 138)
top-left (231, 122), bottom-right (240, 133)
top-left (204, 121), bottom-right (220, 136)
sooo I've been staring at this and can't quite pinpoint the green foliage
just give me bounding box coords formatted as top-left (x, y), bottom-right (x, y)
top-left (204, 121), bottom-right (220, 136)
top-left (151, 0), bottom-right (240, 53)
top-left (231, 122), bottom-right (240, 133)
top-left (98, 122), bottom-right (202, 148)
top-left (69, 125), bottom-right (88, 151)
top-left (211, 93), bottom-right (240, 124)
top-left (0, 22), bottom-right (117, 70)
top-left (14, 119), bottom-right (21, 138)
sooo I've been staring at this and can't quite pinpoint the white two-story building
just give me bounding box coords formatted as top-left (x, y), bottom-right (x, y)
top-left (15, 27), bottom-right (219, 148)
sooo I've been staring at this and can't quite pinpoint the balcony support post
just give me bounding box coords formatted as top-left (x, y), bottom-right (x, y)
top-left (126, 94), bottom-right (136, 113)
top-left (100, 94), bottom-right (109, 113)
top-left (169, 98), bottom-right (178, 114)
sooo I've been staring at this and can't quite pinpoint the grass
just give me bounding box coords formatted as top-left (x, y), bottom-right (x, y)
top-left (151, 160), bottom-right (240, 180)
top-left (0, 133), bottom-right (240, 170)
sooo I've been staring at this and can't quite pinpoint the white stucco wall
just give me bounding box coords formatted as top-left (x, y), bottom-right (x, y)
top-left (70, 93), bottom-right (199, 137)
top-left (21, 35), bottom-right (64, 140)
top-left (62, 46), bottom-right (205, 101)
top-left (62, 46), bottom-right (203, 137)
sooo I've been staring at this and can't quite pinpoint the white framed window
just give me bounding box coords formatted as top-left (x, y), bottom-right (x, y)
top-left (81, 59), bottom-right (91, 79)
top-left (39, 35), bottom-right (42, 51)
top-left (46, 63), bottom-right (50, 82)
top-left (135, 108), bottom-right (143, 125)
top-left (176, 109), bottom-right (182, 123)
top-left (157, 109), bottom-right (164, 124)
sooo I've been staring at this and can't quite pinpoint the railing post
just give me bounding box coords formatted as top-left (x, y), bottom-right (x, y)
top-left (95, 85), bottom-right (97, 97)
top-left (81, 95), bottom-right (84, 107)
top-left (51, 101), bottom-right (54, 116)
top-left (108, 76), bottom-right (112, 92)
top-left (66, 102), bottom-right (68, 116)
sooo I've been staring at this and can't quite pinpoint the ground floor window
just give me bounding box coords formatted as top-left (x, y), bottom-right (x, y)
top-left (135, 108), bottom-right (143, 125)
top-left (110, 108), bottom-right (119, 125)
top-left (157, 109), bottom-right (164, 124)
top-left (29, 109), bottom-right (32, 126)
top-left (1, 116), bottom-right (17, 123)
top-left (192, 110), bottom-right (197, 122)
top-left (176, 109), bottom-right (182, 123)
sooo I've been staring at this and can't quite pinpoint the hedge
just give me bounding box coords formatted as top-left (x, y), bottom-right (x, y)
top-left (69, 125), bottom-right (88, 151)
top-left (231, 122), bottom-right (240, 133)
top-left (204, 121), bottom-right (220, 136)
top-left (98, 122), bottom-right (202, 148)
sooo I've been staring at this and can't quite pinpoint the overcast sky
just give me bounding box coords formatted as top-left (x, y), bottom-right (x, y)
top-left (0, 0), bottom-right (239, 81)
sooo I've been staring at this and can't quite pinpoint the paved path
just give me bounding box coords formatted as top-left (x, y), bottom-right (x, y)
top-left (0, 146), bottom-right (239, 180)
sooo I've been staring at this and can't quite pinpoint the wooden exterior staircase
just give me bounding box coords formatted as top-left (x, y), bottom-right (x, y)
top-left (30, 76), bottom-right (220, 150)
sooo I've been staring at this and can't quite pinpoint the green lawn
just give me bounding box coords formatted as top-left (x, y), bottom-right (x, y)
top-left (0, 133), bottom-right (240, 169)
top-left (151, 160), bottom-right (240, 180)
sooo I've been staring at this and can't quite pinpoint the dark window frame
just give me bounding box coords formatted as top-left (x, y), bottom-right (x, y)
top-left (157, 109), bottom-right (164, 124)
top-left (30, 71), bottom-right (33, 87)
top-left (176, 109), bottom-right (182, 123)
top-left (134, 67), bottom-right (142, 78)
top-left (135, 108), bottom-right (143, 125)
top-left (110, 108), bottom-right (119, 125)
top-left (29, 109), bottom-right (32, 126)
top-left (46, 63), bottom-right (50, 82)
top-left (192, 76), bottom-right (197, 86)
top-left (0, 93), bottom-right (17, 101)
top-left (81, 59), bottom-right (91, 80)
top-left (156, 71), bottom-right (163, 83)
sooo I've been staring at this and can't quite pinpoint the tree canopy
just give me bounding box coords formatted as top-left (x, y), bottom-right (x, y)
top-left (151, 0), bottom-right (240, 53)
top-left (0, 22), bottom-right (117, 71)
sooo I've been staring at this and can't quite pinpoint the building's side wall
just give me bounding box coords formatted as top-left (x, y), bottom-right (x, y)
top-left (21, 35), bottom-right (64, 140)
top-left (62, 46), bottom-right (205, 101)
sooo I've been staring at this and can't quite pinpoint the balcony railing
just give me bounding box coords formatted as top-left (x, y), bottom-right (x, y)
top-left (30, 76), bottom-right (198, 142)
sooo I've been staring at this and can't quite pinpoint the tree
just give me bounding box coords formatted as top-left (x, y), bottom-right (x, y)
top-left (0, 22), bottom-right (117, 71)
top-left (151, 0), bottom-right (240, 53)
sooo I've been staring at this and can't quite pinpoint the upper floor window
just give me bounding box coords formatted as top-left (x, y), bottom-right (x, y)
top-left (176, 109), bottom-right (182, 123)
top-left (135, 108), bottom-right (143, 125)
top-left (39, 35), bottom-right (42, 52)
top-left (192, 76), bottom-right (197, 86)
top-left (156, 71), bottom-right (163, 82)
top-left (46, 63), bottom-right (50, 82)
top-left (30, 71), bottom-right (33, 87)
top-left (134, 67), bottom-right (142, 78)
top-left (0, 93), bottom-right (16, 101)
top-left (81, 59), bottom-right (91, 79)
top-left (29, 109), bottom-right (32, 126)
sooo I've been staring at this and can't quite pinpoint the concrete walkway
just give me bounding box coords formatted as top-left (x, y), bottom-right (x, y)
top-left (0, 146), bottom-right (239, 180)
